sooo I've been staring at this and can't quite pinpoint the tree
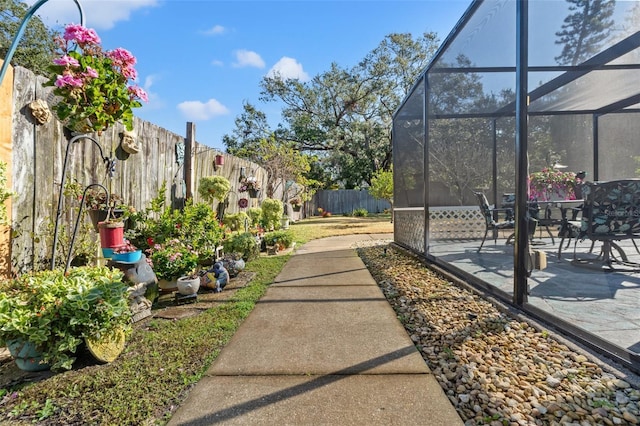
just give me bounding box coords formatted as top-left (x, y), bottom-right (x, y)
top-left (222, 101), bottom-right (274, 157)
top-left (0, 0), bottom-right (57, 75)
top-left (369, 168), bottom-right (393, 221)
top-left (233, 133), bottom-right (319, 202)
top-left (554, 0), bottom-right (615, 65)
top-left (256, 32), bottom-right (439, 188)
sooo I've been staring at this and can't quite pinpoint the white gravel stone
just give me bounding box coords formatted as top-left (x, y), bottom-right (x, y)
top-left (358, 245), bottom-right (640, 426)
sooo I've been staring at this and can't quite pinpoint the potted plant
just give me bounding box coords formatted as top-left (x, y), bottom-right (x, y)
top-left (529, 168), bottom-right (578, 201)
top-left (45, 23), bottom-right (147, 133)
top-left (126, 196), bottom-right (225, 266)
top-left (222, 212), bottom-right (250, 233)
top-left (261, 198), bottom-right (284, 230)
top-left (290, 197), bottom-right (302, 212)
top-left (263, 230), bottom-right (294, 254)
top-left (239, 177), bottom-right (261, 198)
top-left (83, 187), bottom-right (134, 232)
top-left (198, 176), bottom-right (231, 205)
top-left (176, 269), bottom-right (201, 295)
top-left (0, 266), bottom-right (132, 371)
top-left (98, 217), bottom-right (126, 254)
top-left (110, 239), bottom-right (142, 263)
top-left (221, 232), bottom-right (260, 262)
top-left (146, 239), bottom-right (200, 291)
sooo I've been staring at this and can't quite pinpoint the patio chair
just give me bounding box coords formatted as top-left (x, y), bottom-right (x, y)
top-left (474, 191), bottom-right (515, 252)
top-left (557, 179), bottom-right (640, 269)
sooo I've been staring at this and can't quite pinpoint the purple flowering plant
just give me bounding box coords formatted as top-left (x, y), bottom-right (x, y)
top-left (45, 24), bottom-right (148, 133)
top-left (239, 177), bottom-right (261, 192)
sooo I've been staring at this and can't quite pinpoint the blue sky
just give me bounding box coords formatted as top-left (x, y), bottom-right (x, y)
top-left (27, 0), bottom-right (471, 150)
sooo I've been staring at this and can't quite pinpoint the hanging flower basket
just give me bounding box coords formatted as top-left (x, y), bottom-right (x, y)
top-left (44, 24), bottom-right (147, 133)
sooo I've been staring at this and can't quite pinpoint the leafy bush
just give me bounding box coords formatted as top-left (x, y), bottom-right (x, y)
top-left (198, 176), bottom-right (231, 204)
top-left (222, 212), bottom-right (250, 233)
top-left (222, 232), bottom-right (259, 261)
top-left (126, 189), bottom-right (224, 262)
top-left (352, 208), bottom-right (368, 217)
top-left (0, 266), bottom-right (131, 371)
top-left (147, 239), bottom-right (200, 280)
top-left (247, 207), bottom-right (263, 227)
top-left (263, 230), bottom-right (294, 249)
top-left (261, 198), bottom-right (283, 230)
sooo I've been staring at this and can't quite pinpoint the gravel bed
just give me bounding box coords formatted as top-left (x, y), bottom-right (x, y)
top-left (356, 242), bottom-right (640, 426)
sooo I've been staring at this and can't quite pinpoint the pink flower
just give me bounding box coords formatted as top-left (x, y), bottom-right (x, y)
top-left (55, 74), bottom-right (84, 88)
top-left (64, 24), bottom-right (101, 46)
top-left (128, 85), bottom-right (148, 102)
top-left (120, 65), bottom-right (138, 80)
top-left (84, 67), bottom-right (99, 79)
top-left (53, 55), bottom-right (79, 67)
top-left (108, 48), bottom-right (136, 67)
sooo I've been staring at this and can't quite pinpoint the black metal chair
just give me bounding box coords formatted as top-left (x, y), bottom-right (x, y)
top-left (474, 192), bottom-right (515, 252)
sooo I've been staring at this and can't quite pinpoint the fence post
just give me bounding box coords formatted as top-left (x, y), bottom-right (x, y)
top-left (184, 122), bottom-right (195, 201)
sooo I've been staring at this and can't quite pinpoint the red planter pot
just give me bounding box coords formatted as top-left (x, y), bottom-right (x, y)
top-left (98, 221), bottom-right (125, 249)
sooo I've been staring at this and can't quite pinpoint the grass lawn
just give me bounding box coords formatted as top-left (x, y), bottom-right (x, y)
top-left (0, 214), bottom-right (393, 425)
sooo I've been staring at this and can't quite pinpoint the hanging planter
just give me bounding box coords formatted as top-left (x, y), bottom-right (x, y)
top-left (248, 188), bottom-right (260, 198)
top-left (88, 209), bottom-right (125, 232)
top-left (44, 24), bottom-right (147, 134)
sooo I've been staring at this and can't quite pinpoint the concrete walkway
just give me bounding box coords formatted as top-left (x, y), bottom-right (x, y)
top-left (168, 234), bottom-right (463, 425)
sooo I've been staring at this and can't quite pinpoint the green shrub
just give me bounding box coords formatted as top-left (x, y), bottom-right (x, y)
top-left (263, 230), bottom-right (294, 249)
top-left (247, 207), bottom-right (263, 227)
top-left (222, 232), bottom-right (259, 261)
top-left (261, 198), bottom-right (283, 230)
top-left (352, 208), bottom-right (368, 217)
top-left (222, 212), bottom-right (250, 232)
top-left (0, 266), bottom-right (131, 371)
top-left (198, 176), bottom-right (231, 204)
top-left (125, 192), bottom-right (224, 263)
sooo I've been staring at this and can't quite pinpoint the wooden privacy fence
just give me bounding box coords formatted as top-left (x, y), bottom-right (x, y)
top-left (4, 62), bottom-right (280, 274)
top-left (309, 189), bottom-right (391, 215)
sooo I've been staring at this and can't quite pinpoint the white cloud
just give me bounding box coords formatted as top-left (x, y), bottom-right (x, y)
top-left (266, 57), bottom-right (310, 82)
top-left (211, 59), bottom-right (224, 67)
top-left (203, 25), bottom-right (226, 35)
top-left (24, 0), bottom-right (159, 30)
top-left (177, 99), bottom-right (229, 121)
top-left (232, 50), bottom-right (265, 68)
top-left (140, 74), bottom-right (163, 109)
